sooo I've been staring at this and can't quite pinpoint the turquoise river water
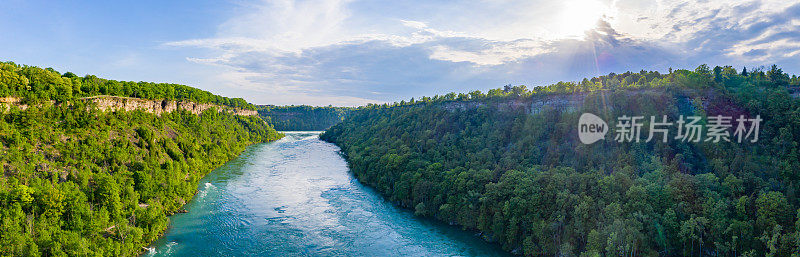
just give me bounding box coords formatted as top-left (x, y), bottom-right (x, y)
top-left (146, 132), bottom-right (511, 256)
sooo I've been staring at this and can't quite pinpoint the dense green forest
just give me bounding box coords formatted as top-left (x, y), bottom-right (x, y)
top-left (258, 105), bottom-right (351, 131)
top-left (322, 65), bottom-right (800, 256)
top-left (0, 62), bottom-right (255, 110)
top-left (0, 63), bottom-right (282, 256)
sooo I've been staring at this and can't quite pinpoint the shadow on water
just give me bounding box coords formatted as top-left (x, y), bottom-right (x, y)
top-left (145, 131), bottom-right (512, 257)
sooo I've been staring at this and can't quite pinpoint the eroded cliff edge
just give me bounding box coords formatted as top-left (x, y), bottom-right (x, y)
top-left (0, 95), bottom-right (258, 116)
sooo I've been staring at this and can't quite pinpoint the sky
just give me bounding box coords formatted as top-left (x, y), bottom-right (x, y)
top-left (2, 0), bottom-right (799, 106)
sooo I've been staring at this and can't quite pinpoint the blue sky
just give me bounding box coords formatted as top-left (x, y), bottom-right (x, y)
top-left (2, 0), bottom-right (799, 106)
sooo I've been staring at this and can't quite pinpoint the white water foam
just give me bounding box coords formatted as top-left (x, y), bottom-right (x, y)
top-left (197, 182), bottom-right (216, 199)
top-left (164, 242), bottom-right (177, 255)
top-left (143, 247), bottom-right (156, 256)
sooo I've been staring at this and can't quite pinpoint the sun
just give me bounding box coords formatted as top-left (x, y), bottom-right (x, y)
top-left (555, 0), bottom-right (607, 38)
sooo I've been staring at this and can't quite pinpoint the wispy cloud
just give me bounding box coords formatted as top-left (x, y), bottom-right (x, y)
top-left (165, 0), bottom-right (800, 106)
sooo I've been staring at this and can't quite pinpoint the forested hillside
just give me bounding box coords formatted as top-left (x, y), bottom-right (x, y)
top-left (0, 63), bottom-right (282, 256)
top-left (322, 65), bottom-right (800, 256)
top-left (0, 62), bottom-right (254, 110)
top-left (258, 105), bottom-right (351, 131)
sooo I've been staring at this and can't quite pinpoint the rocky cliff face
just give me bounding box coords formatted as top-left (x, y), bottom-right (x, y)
top-left (83, 96), bottom-right (258, 116)
top-left (436, 89), bottom-right (719, 115)
top-left (0, 96), bottom-right (258, 116)
top-left (0, 97), bottom-right (49, 111)
top-left (438, 93), bottom-right (589, 114)
top-left (0, 97), bottom-right (24, 110)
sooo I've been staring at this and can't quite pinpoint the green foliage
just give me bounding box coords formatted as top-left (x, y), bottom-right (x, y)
top-left (322, 65), bottom-right (800, 256)
top-left (0, 63), bottom-right (282, 256)
top-left (258, 105), bottom-right (352, 131)
top-left (0, 61), bottom-right (255, 110)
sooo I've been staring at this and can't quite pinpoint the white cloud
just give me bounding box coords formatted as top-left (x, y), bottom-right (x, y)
top-left (165, 0), bottom-right (800, 105)
top-left (220, 0), bottom-right (353, 52)
top-left (429, 40), bottom-right (548, 66)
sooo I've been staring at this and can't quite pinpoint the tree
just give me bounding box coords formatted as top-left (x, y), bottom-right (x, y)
top-left (756, 191), bottom-right (791, 232)
top-left (319, 64), bottom-right (800, 256)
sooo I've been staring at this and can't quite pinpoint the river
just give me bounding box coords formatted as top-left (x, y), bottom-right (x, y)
top-left (146, 132), bottom-right (511, 256)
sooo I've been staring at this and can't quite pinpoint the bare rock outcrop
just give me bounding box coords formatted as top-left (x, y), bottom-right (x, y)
top-left (0, 97), bottom-right (29, 111)
top-left (438, 93), bottom-right (588, 114)
top-left (0, 95), bottom-right (258, 116)
top-left (83, 96), bottom-right (258, 116)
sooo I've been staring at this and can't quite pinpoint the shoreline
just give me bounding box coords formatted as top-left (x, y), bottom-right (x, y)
top-left (137, 136), bottom-right (283, 256)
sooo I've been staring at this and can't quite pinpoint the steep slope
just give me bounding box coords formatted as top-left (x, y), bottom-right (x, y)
top-left (322, 65), bottom-right (800, 256)
top-left (0, 61), bottom-right (254, 109)
top-left (0, 62), bottom-right (282, 256)
top-left (0, 95), bottom-right (259, 116)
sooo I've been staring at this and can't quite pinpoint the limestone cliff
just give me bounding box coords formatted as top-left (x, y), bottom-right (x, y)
top-left (0, 96), bottom-right (258, 116)
top-left (437, 93), bottom-right (589, 114)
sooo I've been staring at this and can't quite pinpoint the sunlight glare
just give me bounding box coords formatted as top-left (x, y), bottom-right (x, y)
top-left (555, 0), bottom-right (606, 38)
